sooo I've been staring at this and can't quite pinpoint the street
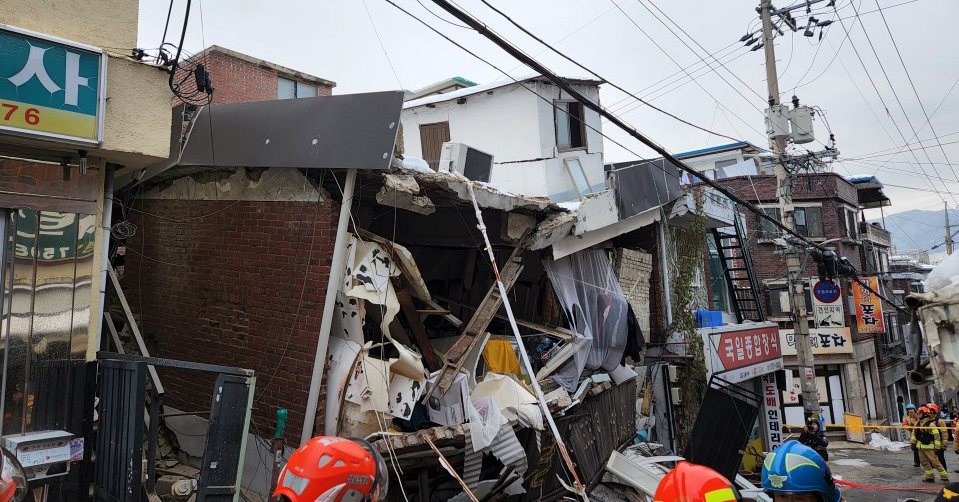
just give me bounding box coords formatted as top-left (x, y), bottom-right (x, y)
top-left (829, 441), bottom-right (951, 502)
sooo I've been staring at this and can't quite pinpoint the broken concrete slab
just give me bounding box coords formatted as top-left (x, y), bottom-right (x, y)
top-left (377, 173), bottom-right (436, 215)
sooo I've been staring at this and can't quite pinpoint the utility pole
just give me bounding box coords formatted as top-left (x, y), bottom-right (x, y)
top-left (946, 203), bottom-right (954, 255)
top-left (760, 0), bottom-right (820, 421)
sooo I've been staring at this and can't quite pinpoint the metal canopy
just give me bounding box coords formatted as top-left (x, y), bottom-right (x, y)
top-left (124, 90), bottom-right (404, 187)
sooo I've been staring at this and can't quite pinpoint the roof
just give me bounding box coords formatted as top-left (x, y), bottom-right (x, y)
top-left (117, 91), bottom-right (404, 188)
top-left (405, 76), bottom-right (478, 101)
top-left (403, 73), bottom-right (604, 109)
top-left (195, 45), bottom-right (336, 88)
top-left (674, 142), bottom-right (767, 159)
top-left (845, 174), bottom-right (891, 209)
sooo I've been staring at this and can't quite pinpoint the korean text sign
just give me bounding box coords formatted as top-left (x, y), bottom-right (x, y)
top-left (852, 276), bottom-right (885, 334)
top-left (779, 327), bottom-right (853, 355)
top-left (703, 325), bottom-right (784, 384)
top-left (761, 373), bottom-right (783, 449)
top-left (0, 25), bottom-right (106, 144)
top-left (811, 279), bottom-right (845, 328)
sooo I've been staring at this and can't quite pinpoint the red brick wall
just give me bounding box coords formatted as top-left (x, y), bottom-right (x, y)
top-left (121, 197), bottom-right (339, 440)
top-left (199, 50), bottom-right (334, 105)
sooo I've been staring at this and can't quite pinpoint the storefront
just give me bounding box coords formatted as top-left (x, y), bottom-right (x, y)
top-left (778, 327), bottom-right (885, 429)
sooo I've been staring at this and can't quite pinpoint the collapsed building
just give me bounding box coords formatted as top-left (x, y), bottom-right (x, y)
top-left (100, 61), bottom-right (700, 499)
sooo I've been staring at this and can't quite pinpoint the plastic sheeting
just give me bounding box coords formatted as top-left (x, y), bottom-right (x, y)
top-left (544, 249), bottom-right (629, 391)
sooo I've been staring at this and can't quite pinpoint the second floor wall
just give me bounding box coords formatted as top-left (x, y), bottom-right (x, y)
top-left (401, 78), bottom-right (605, 201)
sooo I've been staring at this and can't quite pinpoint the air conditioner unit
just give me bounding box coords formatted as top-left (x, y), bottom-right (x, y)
top-left (438, 142), bottom-right (494, 182)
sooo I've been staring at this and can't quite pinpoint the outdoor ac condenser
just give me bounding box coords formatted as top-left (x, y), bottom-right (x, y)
top-left (438, 142), bottom-right (494, 182)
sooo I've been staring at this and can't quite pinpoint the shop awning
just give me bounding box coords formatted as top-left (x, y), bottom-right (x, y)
top-left (117, 90), bottom-right (404, 188)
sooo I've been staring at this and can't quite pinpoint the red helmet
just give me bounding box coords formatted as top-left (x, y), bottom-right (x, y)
top-left (0, 448), bottom-right (25, 502)
top-left (654, 461), bottom-right (740, 502)
top-left (274, 436), bottom-right (388, 502)
top-left (920, 406), bottom-right (931, 415)
top-left (929, 403), bottom-right (941, 414)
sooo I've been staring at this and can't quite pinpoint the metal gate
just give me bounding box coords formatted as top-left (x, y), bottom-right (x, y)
top-left (94, 359), bottom-right (146, 502)
top-left (685, 376), bottom-right (761, 481)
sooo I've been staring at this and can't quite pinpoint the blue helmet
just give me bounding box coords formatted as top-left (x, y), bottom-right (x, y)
top-left (906, 403), bottom-right (917, 411)
top-left (762, 441), bottom-right (841, 502)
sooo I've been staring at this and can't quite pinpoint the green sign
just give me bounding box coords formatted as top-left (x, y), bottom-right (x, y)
top-left (0, 24), bottom-right (107, 144)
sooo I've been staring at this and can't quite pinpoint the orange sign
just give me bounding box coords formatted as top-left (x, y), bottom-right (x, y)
top-left (852, 276), bottom-right (885, 334)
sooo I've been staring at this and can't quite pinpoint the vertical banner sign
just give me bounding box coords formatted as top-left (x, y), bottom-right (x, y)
top-left (0, 25), bottom-right (107, 144)
top-left (761, 373), bottom-right (783, 450)
top-left (811, 279), bottom-right (844, 328)
top-left (853, 276), bottom-right (885, 334)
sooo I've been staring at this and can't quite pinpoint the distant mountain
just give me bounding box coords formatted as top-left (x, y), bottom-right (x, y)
top-left (872, 208), bottom-right (959, 254)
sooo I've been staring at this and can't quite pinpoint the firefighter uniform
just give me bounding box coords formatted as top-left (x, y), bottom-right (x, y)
top-left (915, 415), bottom-right (951, 482)
top-left (905, 411), bottom-right (921, 467)
top-left (937, 415), bottom-right (950, 470)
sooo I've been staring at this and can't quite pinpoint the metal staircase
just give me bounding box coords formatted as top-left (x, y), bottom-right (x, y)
top-left (711, 215), bottom-right (765, 323)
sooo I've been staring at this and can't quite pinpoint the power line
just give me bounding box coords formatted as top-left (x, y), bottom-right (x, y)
top-left (607, 0), bottom-right (767, 139)
top-left (830, 2), bottom-right (958, 207)
top-left (478, 0), bottom-right (749, 144)
top-left (361, 0), bottom-right (404, 88)
top-left (844, 0), bottom-right (959, 190)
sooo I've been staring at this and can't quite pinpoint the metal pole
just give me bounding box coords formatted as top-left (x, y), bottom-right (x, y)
top-left (761, 0), bottom-right (820, 420)
top-left (945, 203), bottom-right (953, 255)
top-left (300, 168), bottom-right (357, 444)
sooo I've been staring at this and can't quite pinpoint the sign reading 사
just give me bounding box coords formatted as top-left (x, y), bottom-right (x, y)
top-left (811, 279), bottom-right (845, 328)
top-left (0, 25), bottom-right (107, 145)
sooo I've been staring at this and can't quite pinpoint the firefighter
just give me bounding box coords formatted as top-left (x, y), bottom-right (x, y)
top-left (761, 440), bottom-right (843, 501)
top-left (653, 461), bottom-right (742, 502)
top-left (798, 414), bottom-right (829, 462)
top-left (0, 447), bottom-right (25, 502)
top-left (905, 403), bottom-right (921, 467)
top-left (914, 406), bottom-right (950, 483)
top-left (273, 436), bottom-right (388, 502)
top-left (931, 403), bottom-right (951, 471)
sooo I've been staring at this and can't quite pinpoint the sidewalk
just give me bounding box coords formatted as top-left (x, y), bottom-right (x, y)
top-left (828, 440), bottom-right (948, 502)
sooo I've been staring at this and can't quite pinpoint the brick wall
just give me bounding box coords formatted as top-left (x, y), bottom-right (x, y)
top-left (199, 49), bottom-right (334, 105)
top-left (613, 248), bottom-right (653, 338)
top-left (121, 197), bottom-right (339, 440)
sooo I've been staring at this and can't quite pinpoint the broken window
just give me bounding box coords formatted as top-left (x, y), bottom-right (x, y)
top-left (555, 101), bottom-right (586, 151)
top-left (563, 158), bottom-right (594, 200)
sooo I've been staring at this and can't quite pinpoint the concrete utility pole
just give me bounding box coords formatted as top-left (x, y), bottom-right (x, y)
top-left (946, 203), bottom-right (954, 255)
top-left (760, 0), bottom-right (820, 420)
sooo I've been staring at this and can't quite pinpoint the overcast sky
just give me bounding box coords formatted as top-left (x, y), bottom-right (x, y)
top-left (137, 0), bottom-right (959, 216)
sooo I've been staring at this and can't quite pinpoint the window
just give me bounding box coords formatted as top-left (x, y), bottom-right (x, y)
top-left (555, 101), bottom-right (586, 150)
top-left (893, 290), bottom-right (905, 307)
top-left (794, 207), bottom-right (824, 238)
top-left (759, 207), bottom-right (780, 239)
top-left (563, 158), bottom-right (594, 200)
top-left (846, 208), bottom-right (858, 238)
top-left (278, 77), bottom-right (318, 99)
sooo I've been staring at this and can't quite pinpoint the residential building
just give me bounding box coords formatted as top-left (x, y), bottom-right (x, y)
top-left (401, 75), bottom-right (606, 201)
top-left (187, 45), bottom-right (335, 104)
top-left (713, 169), bottom-right (903, 432)
top-left (0, 0), bottom-right (173, 499)
top-left (675, 141), bottom-right (769, 180)
top-left (889, 254), bottom-right (935, 408)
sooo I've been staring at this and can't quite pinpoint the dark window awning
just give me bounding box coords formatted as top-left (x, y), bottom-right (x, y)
top-left (847, 174), bottom-right (891, 209)
top-left (119, 90), bottom-right (404, 188)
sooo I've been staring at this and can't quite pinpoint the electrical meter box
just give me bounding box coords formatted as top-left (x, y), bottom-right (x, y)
top-left (3, 430), bottom-right (74, 480)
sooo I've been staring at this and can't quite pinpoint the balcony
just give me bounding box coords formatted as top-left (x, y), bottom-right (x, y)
top-left (669, 186), bottom-right (735, 229)
top-left (859, 221), bottom-right (892, 248)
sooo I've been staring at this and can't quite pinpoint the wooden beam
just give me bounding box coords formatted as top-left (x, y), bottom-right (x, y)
top-left (392, 276), bottom-right (443, 372)
top-left (103, 313), bottom-right (126, 355)
top-left (108, 267), bottom-right (165, 395)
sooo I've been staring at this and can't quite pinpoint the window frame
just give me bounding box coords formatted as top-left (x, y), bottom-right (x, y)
top-left (758, 207), bottom-right (781, 239)
top-left (554, 100), bottom-right (587, 152)
top-left (278, 77), bottom-right (319, 99)
top-left (794, 206), bottom-right (824, 238)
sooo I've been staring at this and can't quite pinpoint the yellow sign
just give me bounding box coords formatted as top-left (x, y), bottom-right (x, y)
top-left (852, 276), bottom-right (885, 334)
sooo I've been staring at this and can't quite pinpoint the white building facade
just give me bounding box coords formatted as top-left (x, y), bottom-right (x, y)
top-left (401, 76), bottom-right (606, 202)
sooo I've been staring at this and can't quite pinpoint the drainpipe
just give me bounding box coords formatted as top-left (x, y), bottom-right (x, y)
top-left (301, 168), bottom-right (357, 444)
top-left (658, 220), bottom-right (673, 325)
top-left (96, 165), bottom-right (115, 354)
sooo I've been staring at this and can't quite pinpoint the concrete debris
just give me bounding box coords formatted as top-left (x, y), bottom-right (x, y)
top-left (377, 173), bottom-right (436, 215)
